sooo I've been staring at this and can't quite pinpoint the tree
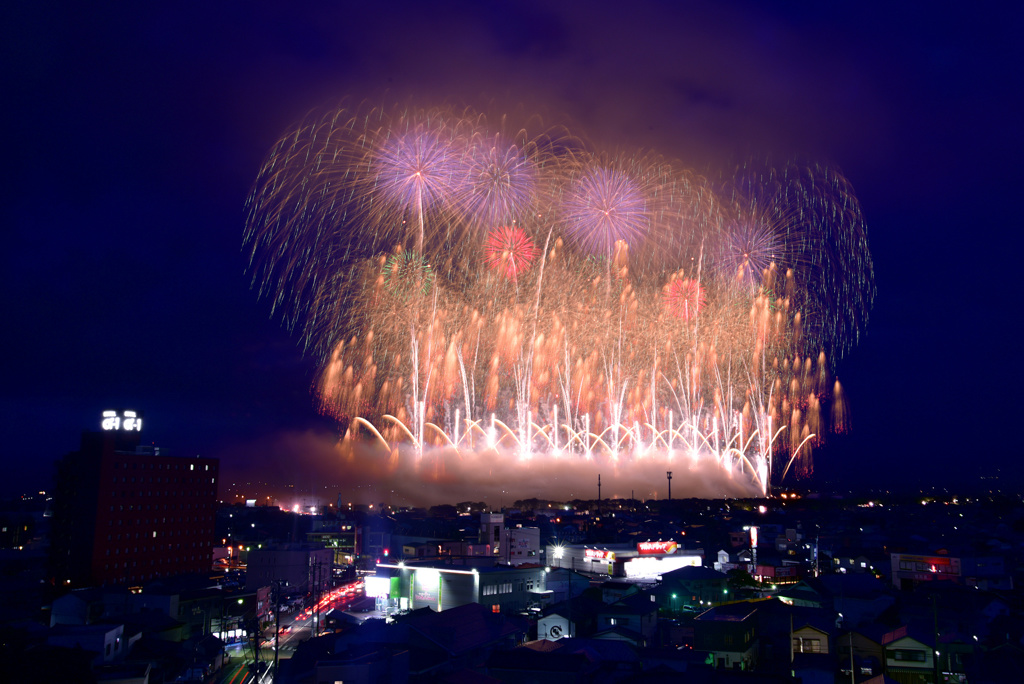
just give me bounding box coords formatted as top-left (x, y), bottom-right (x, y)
top-left (726, 568), bottom-right (759, 591)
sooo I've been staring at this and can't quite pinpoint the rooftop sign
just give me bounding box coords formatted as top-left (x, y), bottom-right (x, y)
top-left (101, 410), bottom-right (142, 432)
top-left (637, 540), bottom-right (678, 555)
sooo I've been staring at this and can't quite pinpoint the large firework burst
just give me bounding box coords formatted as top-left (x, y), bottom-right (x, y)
top-left (245, 102), bottom-right (874, 493)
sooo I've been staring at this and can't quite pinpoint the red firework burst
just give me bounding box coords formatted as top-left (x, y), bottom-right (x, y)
top-left (664, 277), bottom-right (705, 320)
top-left (484, 226), bottom-right (539, 281)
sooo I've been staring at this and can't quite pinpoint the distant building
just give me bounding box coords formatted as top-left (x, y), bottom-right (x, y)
top-left (468, 512), bottom-right (542, 565)
top-left (49, 422), bottom-right (218, 587)
top-left (480, 512), bottom-right (509, 559)
top-left (439, 539), bottom-right (493, 559)
top-left (245, 543), bottom-right (333, 596)
top-left (507, 525), bottom-right (541, 565)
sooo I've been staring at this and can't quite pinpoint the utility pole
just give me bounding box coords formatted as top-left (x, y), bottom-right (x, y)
top-left (666, 471), bottom-right (673, 503)
top-left (273, 580), bottom-right (282, 682)
top-left (312, 559), bottom-right (322, 637)
top-left (848, 631), bottom-right (855, 684)
top-left (933, 595), bottom-right (941, 684)
top-left (597, 474), bottom-right (601, 516)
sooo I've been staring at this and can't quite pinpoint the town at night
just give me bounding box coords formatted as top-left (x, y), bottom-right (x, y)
top-left (4, 2), bottom-right (1022, 682)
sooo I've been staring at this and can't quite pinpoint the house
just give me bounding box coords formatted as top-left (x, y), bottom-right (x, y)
top-left (400, 602), bottom-right (528, 671)
top-left (598, 580), bottom-right (639, 605)
top-left (50, 588), bottom-right (107, 626)
top-left (836, 625), bottom-right (887, 680)
top-left (47, 622), bottom-right (127, 667)
top-left (594, 591), bottom-right (659, 647)
top-left (537, 595), bottom-right (603, 641)
top-left (512, 638), bottom-right (642, 680)
top-left (544, 567), bottom-right (591, 603)
top-left (776, 580), bottom-right (826, 609)
top-left (286, 603), bottom-right (526, 682)
top-left (485, 647), bottom-right (591, 683)
top-left (882, 626), bottom-right (936, 682)
top-left (750, 598), bottom-right (838, 676)
top-left (792, 623), bottom-right (831, 655)
top-left (657, 565), bottom-right (728, 612)
top-left (817, 573), bottom-right (895, 628)
top-left (693, 601), bottom-right (758, 670)
top-left (281, 625), bottom-right (410, 684)
top-left (714, 549), bottom-right (741, 573)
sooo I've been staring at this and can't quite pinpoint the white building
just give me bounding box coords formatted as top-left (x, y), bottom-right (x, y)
top-left (508, 526), bottom-right (541, 565)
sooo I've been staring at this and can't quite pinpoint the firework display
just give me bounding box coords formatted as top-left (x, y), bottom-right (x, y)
top-left (245, 103), bottom-right (874, 498)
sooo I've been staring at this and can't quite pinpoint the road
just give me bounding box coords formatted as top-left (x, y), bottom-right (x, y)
top-left (214, 580), bottom-right (366, 684)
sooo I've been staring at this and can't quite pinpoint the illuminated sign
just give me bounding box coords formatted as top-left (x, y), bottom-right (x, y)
top-left (585, 548), bottom-right (616, 561)
top-left (101, 410), bottom-right (143, 432)
top-left (895, 554), bottom-right (960, 576)
top-left (637, 541), bottom-right (678, 555)
top-left (750, 526), bottom-right (758, 549)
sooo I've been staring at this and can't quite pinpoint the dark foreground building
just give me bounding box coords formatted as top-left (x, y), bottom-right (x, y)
top-left (50, 414), bottom-right (218, 587)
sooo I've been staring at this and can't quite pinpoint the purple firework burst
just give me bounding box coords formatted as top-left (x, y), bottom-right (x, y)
top-left (373, 124), bottom-right (467, 215)
top-left (716, 218), bottom-right (783, 288)
top-left (456, 134), bottom-right (539, 228)
top-left (561, 167), bottom-right (649, 255)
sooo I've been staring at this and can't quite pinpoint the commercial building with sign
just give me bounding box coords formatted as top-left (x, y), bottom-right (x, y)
top-left (546, 542), bottom-right (703, 579)
top-left (368, 562), bottom-right (549, 615)
top-left (889, 552), bottom-right (962, 590)
top-left (306, 517), bottom-right (361, 566)
top-left (49, 418), bottom-right (219, 587)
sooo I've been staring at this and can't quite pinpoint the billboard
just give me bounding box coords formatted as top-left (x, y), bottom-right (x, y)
top-left (637, 541), bottom-right (678, 555)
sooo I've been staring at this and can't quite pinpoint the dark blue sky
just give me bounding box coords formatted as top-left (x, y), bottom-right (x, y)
top-left (4, 1), bottom-right (1023, 501)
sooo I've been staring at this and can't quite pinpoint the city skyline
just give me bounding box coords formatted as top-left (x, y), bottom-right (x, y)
top-left (5, 2), bottom-right (1022, 503)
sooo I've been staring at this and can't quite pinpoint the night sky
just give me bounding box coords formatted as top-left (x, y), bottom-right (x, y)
top-left (5, 2), bottom-right (1023, 504)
